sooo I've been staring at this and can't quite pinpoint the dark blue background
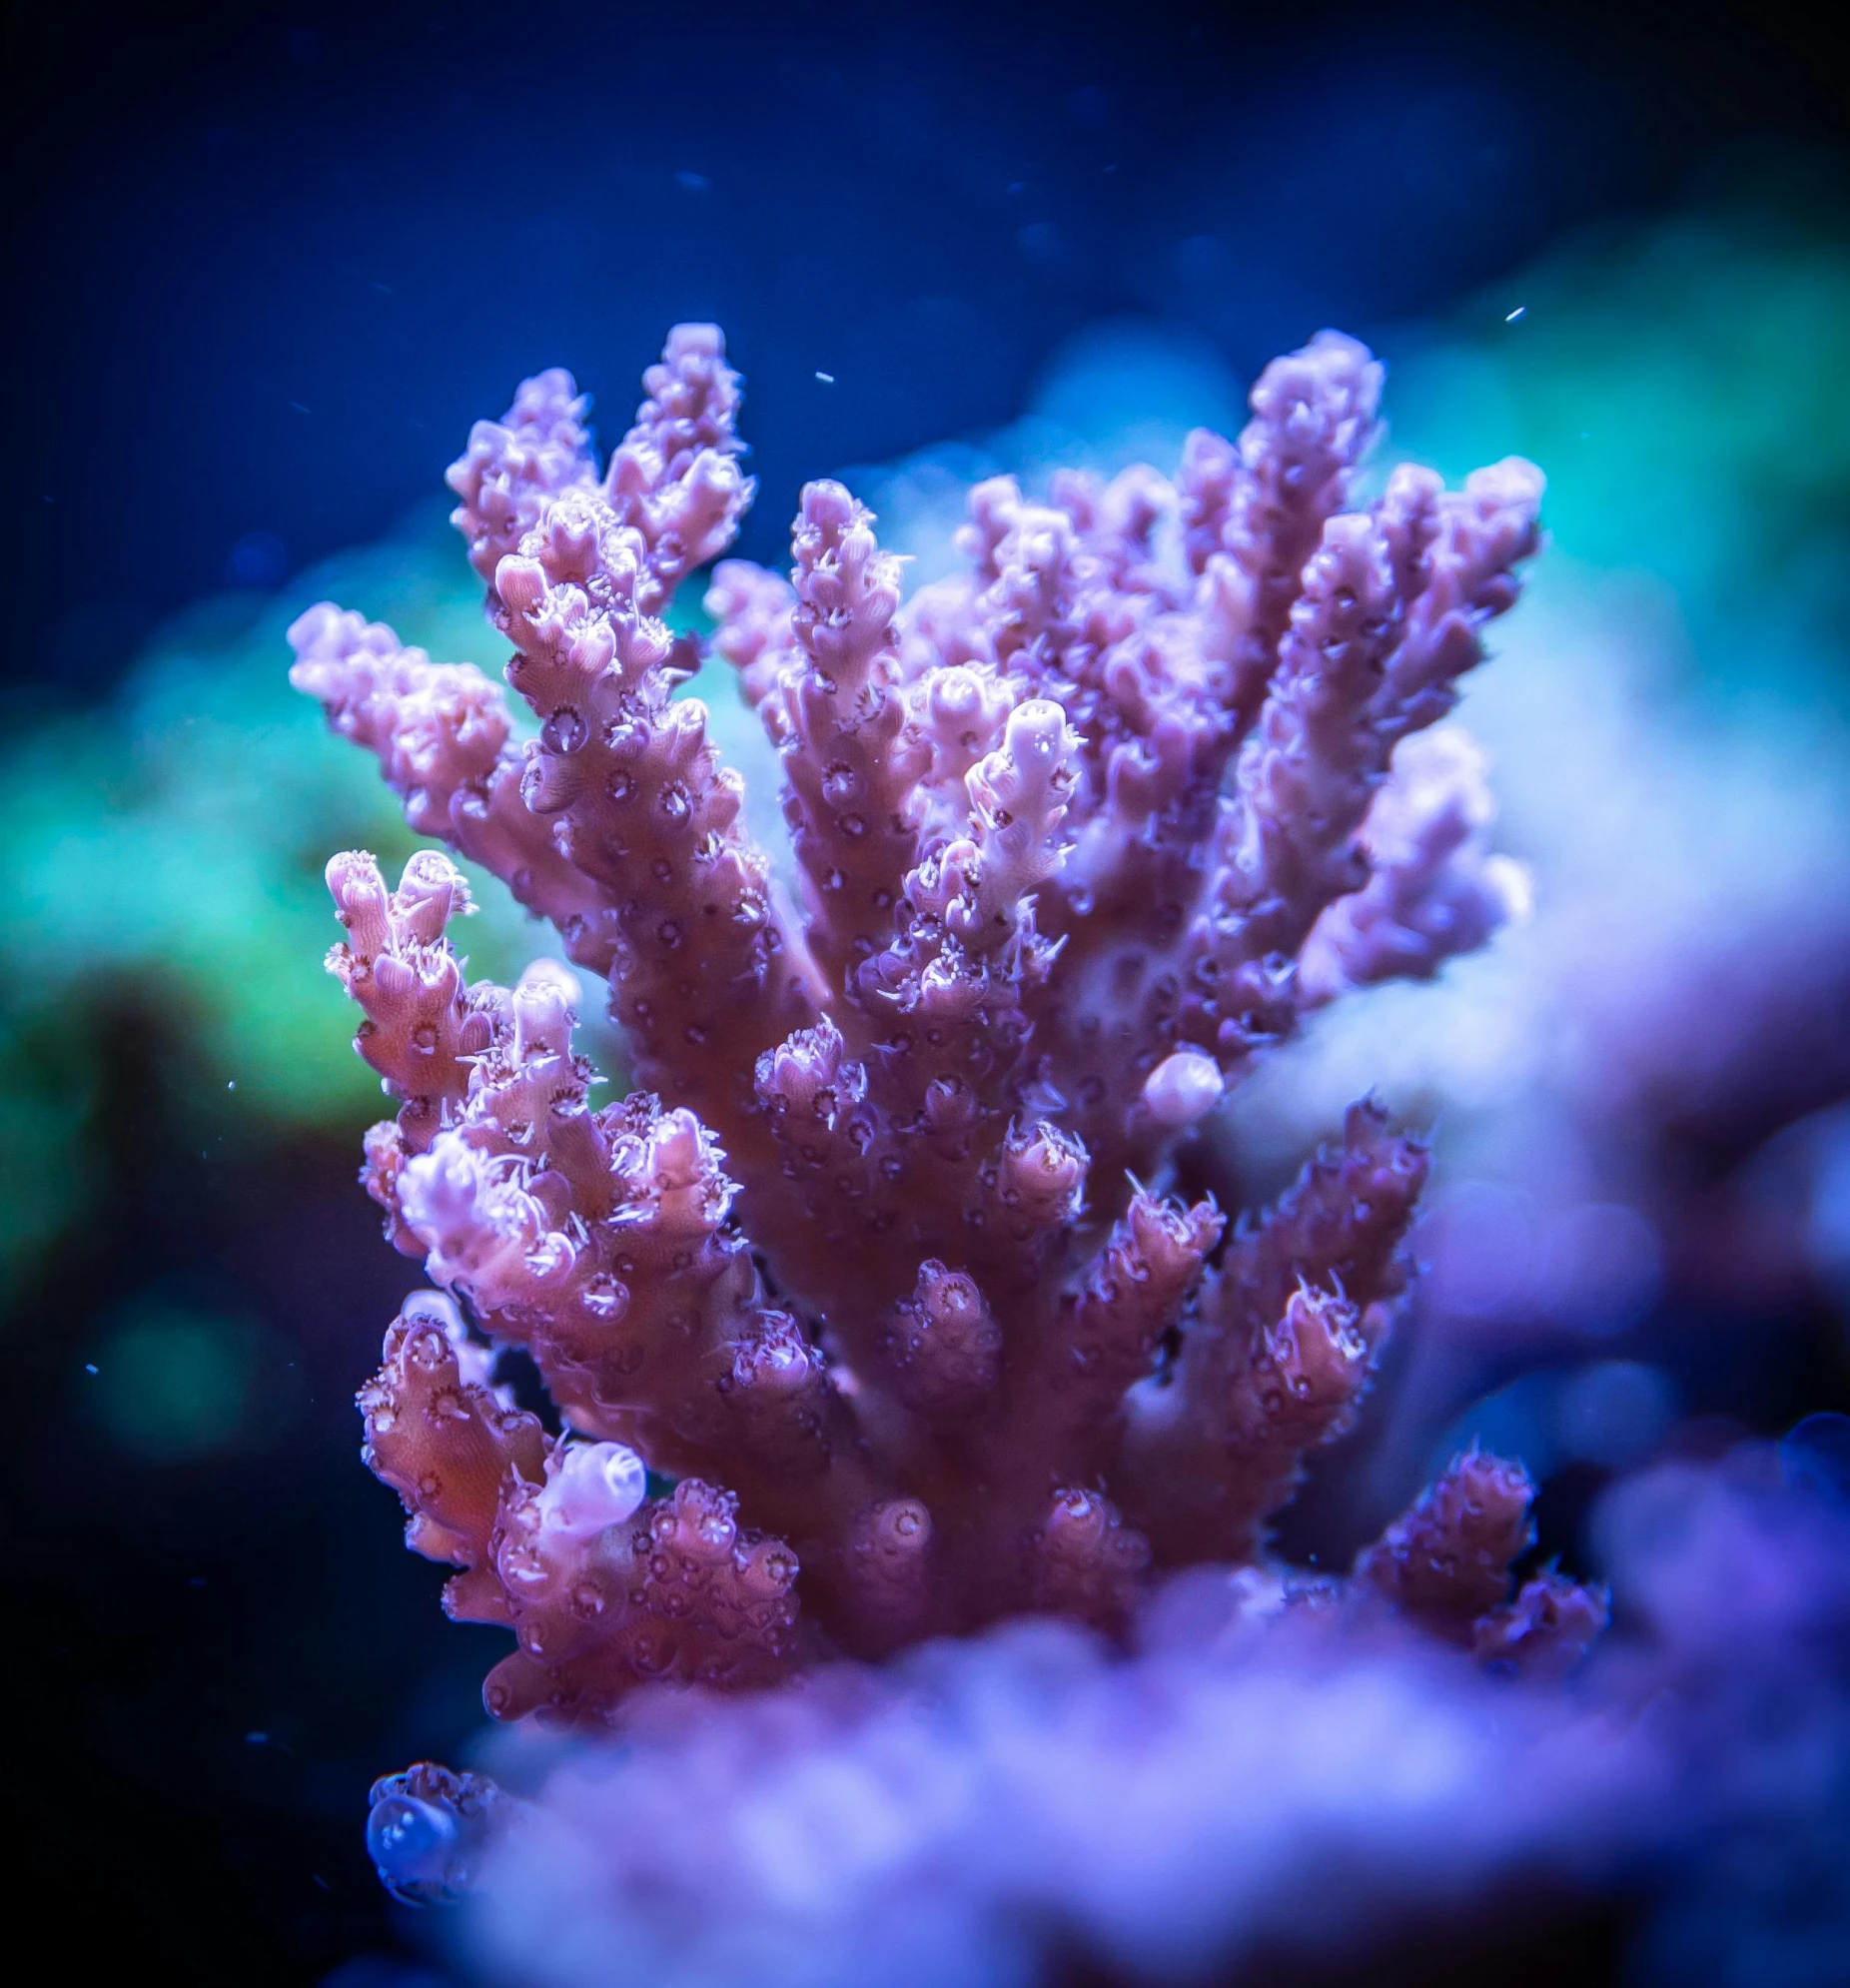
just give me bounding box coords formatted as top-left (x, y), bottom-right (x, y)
top-left (7, 0), bottom-right (1842, 691)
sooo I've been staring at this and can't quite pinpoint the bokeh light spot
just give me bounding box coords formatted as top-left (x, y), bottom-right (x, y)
top-left (1537, 1203), bottom-right (1664, 1336)
top-left (1780, 1413), bottom-right (1850, 1505)
top-left (1554, 1360), bottom-right (1678, 1470)
top-left (226, 529), bottom-right (288, 589)
top-left (91, 1303), bottom-right (260, 1461)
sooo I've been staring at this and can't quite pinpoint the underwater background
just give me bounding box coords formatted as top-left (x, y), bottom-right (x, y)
top-left (5, 2), bottom-right (1850, 1981)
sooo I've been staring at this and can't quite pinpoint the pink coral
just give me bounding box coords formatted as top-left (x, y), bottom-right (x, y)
top-left (293, 325), bottom-right (1577, 1733)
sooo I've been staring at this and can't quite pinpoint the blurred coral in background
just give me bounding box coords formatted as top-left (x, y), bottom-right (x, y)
top-left (460, 1449), bottom-right (1850, 1988)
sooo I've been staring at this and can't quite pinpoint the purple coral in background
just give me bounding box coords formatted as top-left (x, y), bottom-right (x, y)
top-left (288, 326), bottom-right (1850, 1982)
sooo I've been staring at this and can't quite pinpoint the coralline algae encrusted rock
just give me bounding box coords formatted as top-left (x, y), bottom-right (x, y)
top-left (291, 325), bottom-right (1590, 1784)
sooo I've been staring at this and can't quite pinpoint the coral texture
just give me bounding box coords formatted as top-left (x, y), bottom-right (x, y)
top-left (295, 325), bottom-right (1574, 1717)
top-left (296, 327), bottom-right (1607, 1815)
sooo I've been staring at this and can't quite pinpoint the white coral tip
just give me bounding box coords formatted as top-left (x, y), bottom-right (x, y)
top-left (541, 1443), bottom-right (648, 1541)
top-left (1142, 1050), bottom-right (1226, 1130)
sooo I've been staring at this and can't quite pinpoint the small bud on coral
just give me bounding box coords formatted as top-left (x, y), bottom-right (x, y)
top-left (511, 959), bottom-right (580, 1060)
top-left (538, 1443), bottom-right (648, 1543)
top-left (1028, 1489), bottom-right (1150, 1634)
top-left (1142, 1049), bottom-right (1226, 1129)
top-left (1472, 1568), bottom-right (1609, 1679)
top-left (885, 1260), bottom-right (1002, 1418)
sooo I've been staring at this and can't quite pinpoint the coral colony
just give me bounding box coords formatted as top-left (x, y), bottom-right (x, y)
top-left (292, 327), bottom-right (1618, 1944)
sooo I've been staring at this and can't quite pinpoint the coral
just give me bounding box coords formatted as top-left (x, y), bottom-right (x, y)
top-left (444, 1454), bottom-right (1850, 1988)
top-left (296, 323), bottom-right (1576, 1722)
top-left (293, 325), bottom-right (1850, 1988)
top-left (9, 187), bottom-right (1847, 1982)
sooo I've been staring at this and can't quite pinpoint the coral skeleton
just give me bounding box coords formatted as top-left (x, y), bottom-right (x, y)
top-left (292, 325), bottom-right (1608, 1883)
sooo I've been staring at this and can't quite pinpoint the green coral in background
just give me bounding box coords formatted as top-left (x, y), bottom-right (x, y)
top-left (0, 506), bottom-right (531, 1304)
top-left (1388, 161), bottom-right (1850, 709)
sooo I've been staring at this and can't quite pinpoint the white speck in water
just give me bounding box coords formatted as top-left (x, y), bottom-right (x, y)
top-left (84, 1363), bottom-right (98, 1375)
top-left (1504, 306), bottom-right (1526, 322)
top-left (815, 371), bottom-right (835, 385)
top-left (227, 1080), bottom-right (237, 1091)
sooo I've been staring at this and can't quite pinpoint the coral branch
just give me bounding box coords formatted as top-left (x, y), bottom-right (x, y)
top-left (1181, 509), bottom-right (1402, 1062)
top-left (1180, 329), bottom-right (1384, 712)
top-left (1378, 458), bottom-right (1544, 741)
top-left (360, 1292), bottom-right (549, 1625)
top-left (775, 482), bottom-right (926, 1004)
top-left (1121, 1102), bottom-right (1426, 1561)
top-left (1208, 1284), bottom-right (1376, 1546)
top-left (1298, 727), bottom-right (1531, 1003)
top-left (447, 368), bottom-right (595, 583)
top-left (289, 607), bottom-right (624, 976)
top-left (602, 324), bottom-right (753, 606)
top-left (491, 485), bottom-right (821, 1176)
top-left (967, 1117), bottom-right (1089, 1294)
top-left (1014, 1188), bottom-right (1224, 1485)
top-left (1357, 1448), bottom-right (1537, 1635)
top-left (324, 849), bottom-right (489, 1147)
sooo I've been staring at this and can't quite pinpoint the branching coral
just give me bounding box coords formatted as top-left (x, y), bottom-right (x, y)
top-left (294, 327), bottom-right (1599, 1792)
